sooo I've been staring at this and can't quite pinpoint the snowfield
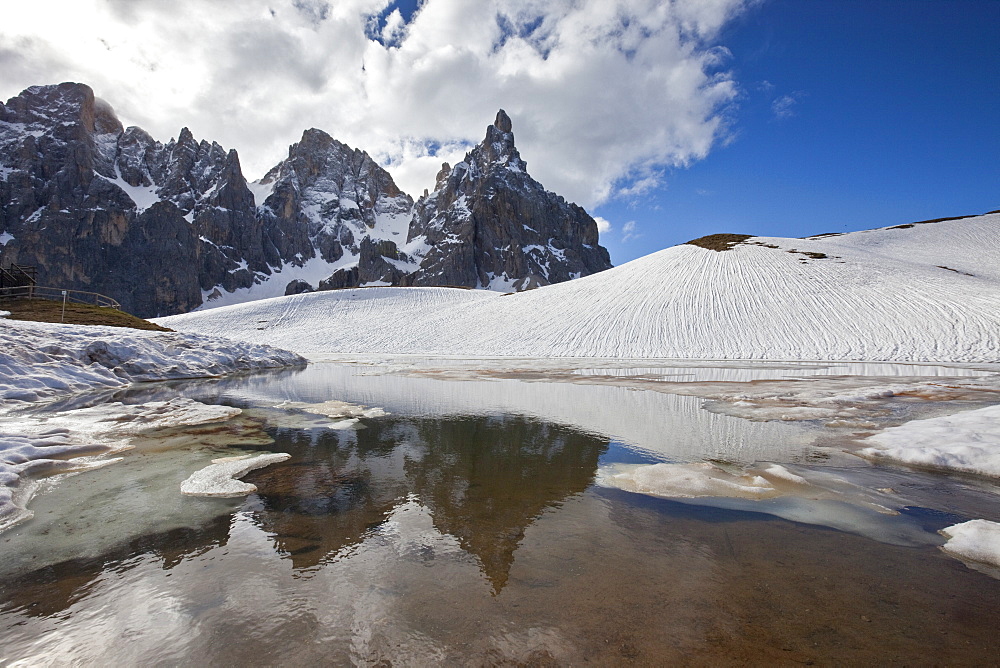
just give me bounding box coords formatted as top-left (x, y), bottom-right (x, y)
top-left (158, 213), bottom-right (1000, 362)
top-left (860, 404), bottom-right (1000, 478)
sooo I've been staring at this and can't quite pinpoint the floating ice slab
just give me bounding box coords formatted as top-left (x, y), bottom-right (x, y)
top-left (602, 462), bottom-right (779, 499)
top-left (180, 453), bottom-right (291, 497)
top-left (597, 461), bottom-right (934, 545)
top-left (940, 519), bottom-right (1000, 573)
top-left (258, 399), bottom-right (387, 430)
top-left (860, 404), bottom-right (1000, 477)
top-left (276, 399), bottom-right (387, 419)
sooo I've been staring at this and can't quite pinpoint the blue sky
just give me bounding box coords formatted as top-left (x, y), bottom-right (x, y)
top-left (596, 0), bottom-right (1000, 264)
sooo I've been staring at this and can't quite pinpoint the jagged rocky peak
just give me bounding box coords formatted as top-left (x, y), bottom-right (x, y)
top-left (477, 108), bottom-right (524, 171)
top-left (0, 82), bottom-right (122, 137)
top-left (255, 127), bottom-right (414, 279)
top-left (403, 108), bottom-right (612, 290)
top-left (0, 82), bottom-right (282, 317)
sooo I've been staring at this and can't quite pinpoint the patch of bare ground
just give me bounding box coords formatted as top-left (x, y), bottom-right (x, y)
top-left (684, 233), bottom-right (752, 252)
top-left (0, 298), bottom-right (172, 331)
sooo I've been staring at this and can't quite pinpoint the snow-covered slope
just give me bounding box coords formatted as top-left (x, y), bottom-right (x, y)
top-left (158, 213), bottom-right (1000, 362)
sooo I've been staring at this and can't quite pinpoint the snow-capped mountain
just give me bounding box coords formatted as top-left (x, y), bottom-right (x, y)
top-left (157, 212), bottom-right (1000, 363)
top-left (251, 128), bottom-right (417, 295)
top-left (0, 83), bottom-right (611, 316)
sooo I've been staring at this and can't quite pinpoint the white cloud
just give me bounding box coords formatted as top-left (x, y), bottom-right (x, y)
top-left (593, 216), bottom-right (612, 235)
top-left (771, 92), bottom-right (805, 120)
top-left (0, 0), bottom-right (752, 208)
top-left (622, 220), bottom-right (640, 242)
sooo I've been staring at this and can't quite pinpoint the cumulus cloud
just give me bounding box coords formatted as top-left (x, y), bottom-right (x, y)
top-left (0, 0), bottom-right (751, 208)
top-left (593, 216), bottom-right (612, 235)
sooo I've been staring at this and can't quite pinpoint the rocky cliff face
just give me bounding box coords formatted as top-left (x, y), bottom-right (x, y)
top-left (0, 83), bottom-right (307, 316)
top-left (254, 128), bottom-right (416, 292)
top-left (0, 84), bottom-right (611, 316)
top-left (402, 110), bottom-right (611, 290)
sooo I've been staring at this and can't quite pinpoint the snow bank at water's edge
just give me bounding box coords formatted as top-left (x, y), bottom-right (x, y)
top-left (0, 318), bottom-right (306, 405)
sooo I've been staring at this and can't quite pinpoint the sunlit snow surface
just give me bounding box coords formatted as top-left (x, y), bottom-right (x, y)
top-left (159, 213), bottom-right (1000, 362)
top-left (860, 404), bottom-right (1000, 477)
top-left (0, 319), bottom-right (305, 405)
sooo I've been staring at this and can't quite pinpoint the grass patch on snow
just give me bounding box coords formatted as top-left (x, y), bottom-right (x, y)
top-left (0, 298), bottom-right (171, 331)
top-left (683, 233), bottom-right (752, 252)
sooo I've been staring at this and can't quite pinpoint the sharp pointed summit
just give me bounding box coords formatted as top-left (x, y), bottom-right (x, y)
top-left (493, 108), bottom-right (513, 133)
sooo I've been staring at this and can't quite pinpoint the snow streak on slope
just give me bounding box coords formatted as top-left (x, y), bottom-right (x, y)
top-left (159, 214), bottom-right (1000, 363)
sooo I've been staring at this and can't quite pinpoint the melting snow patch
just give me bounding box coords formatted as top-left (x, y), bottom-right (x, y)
top-left (277, 399), bottom-right (387, 419)
top-left (105, 165), bottom-right (161, 214)
top-left (860, 404), bottom-right (1000, 477)
top-left (940, 519), bottom-right (1000, 576)
top-left (0, 231), bottom-right (13, 246)
top-left (599, 461), bottom-right (934, 545)
top-left (180, 453), bottom-right (291, 497)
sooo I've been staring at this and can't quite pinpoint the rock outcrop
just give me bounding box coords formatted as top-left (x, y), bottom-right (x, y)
top-left (0, 83), bottom-right (302, 315)
top-left (401, 110), bottom-right (611, 290)
top-left (0, 84), bottom-right (612, 316)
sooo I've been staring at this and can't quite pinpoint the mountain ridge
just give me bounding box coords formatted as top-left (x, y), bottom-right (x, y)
top-left (0, 82), bottom-right (612, 316)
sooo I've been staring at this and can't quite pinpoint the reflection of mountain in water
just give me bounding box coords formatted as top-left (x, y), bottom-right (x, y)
top-left (244, 422), bottom-right (412, 569)
top-left (404, 415), bottom-right (608, 594)
top-left (247, 414), bottom-right (608, 591)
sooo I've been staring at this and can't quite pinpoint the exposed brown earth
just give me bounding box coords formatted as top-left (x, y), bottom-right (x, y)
top-left (684, 233), bottom-right (753, 252)
top-left (0, 298), bottom-right (172, 331)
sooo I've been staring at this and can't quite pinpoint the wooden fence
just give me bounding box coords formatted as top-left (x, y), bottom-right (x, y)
top-left (0, 284), bottom-right (121, 309)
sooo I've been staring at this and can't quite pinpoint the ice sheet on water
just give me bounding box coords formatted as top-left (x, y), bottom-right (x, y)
top-left (597, 461), bottom-right (934, 545)
top-left (256, 399), bottom-right (388, 430)
top-left (0, 398), bottom-right (242, 532)
top-left (601, 462), bottom-right (779, 499)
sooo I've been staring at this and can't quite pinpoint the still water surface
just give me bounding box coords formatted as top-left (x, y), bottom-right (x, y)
top-left (2, 360), bottom-right (1000, 665)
